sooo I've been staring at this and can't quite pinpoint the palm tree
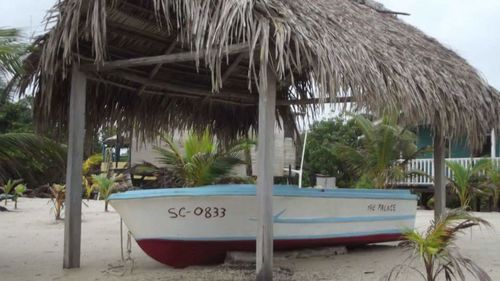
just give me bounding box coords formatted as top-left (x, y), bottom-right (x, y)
top-left (0, 28), bottom-right (27, 103)
top-left (388, 209), bottom-right (491, 281)
top-left (332, 114), bottom-right (427, 188)
top-left (154, 130), bottom-right (251, 187)
top-left (446, 159), bottom-right (491, 209)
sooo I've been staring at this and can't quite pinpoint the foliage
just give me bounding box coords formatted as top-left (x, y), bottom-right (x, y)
top-left (83, 153), bottom-right (103, 176)
top-left (0, 133), bottom-right (66, 187)
top-left (388, 209), bottom-right (491, 281)
top-left (331, 114), bottom-right (428, 188)
top-left (91, 174), bottom-right (124, 211)
top-left (446, 159), bottom-right (491, 209)
top-left (0, 96), bottom-right (33, 133)
top-left (0, 179), bottom-right (24, 207)
top-left (303, 116), bottom-right (363, 187)
top-left (49, 184), bottom-right (65, 220)
top-left (13, 183), bottom-right (26, 209)
top-left (83, 176), bottom-right (95, 200)
top-left (153, 130), bottom-right (251, 187)
top-left (482, 164), bottom-right (500, 210)
top-left (0, 28), bottom-right (28, 103)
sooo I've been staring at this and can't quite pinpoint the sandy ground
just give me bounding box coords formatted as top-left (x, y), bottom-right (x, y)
top-left (1, 198), bottom-right (499, 281)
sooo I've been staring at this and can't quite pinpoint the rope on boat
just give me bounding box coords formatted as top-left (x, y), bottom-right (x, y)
top-left (107, 218), bottom-right (135, 276)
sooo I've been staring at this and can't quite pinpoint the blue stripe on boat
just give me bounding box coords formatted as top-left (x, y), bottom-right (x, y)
top-left (138, 228), bottom-right (407, 241)
top-left (109, 185), bottom-right (417, 201)
top-left (273, 214), bottom-right (416, 224)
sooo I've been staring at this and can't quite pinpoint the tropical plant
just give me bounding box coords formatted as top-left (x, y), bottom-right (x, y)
top-left (387, 209), bottom-right (491, 281)
top-left (13, 183), bottom-right (26, 209)
top-left (303, 116), bottom-right (363, 187)
top-left (153, 130), bottom-right (251, 187)
top-left (478, 163), bottom-right (500, 211)
top-left (331, 114), bottom-right (428, 188)
top-left (49, 184), bottom-right (66, 220)
top-left (83, 176), bottom-right (95, 200)
top-left (446, 159), bottom-right (491, 209)
top-left (0, 179), bottom-right (23, 206)
top-left (0, 28), bottom-right (28, 103)
top-left (83, 154), bottom-right (103, 176)
top-left (91, 174), bottom-right (124, 211)
top-left (0, 133), bottom-right (66, 187)
top-left (0, 96), bottom-right (33, 133)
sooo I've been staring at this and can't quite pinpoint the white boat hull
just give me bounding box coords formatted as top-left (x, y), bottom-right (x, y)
top-left (109, 185), bottom-right (417, 267)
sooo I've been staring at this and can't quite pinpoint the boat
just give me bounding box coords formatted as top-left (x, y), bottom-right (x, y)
top-left (109, 184), bottom-right (417, 268)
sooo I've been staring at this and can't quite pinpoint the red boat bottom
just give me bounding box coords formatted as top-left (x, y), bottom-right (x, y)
top-left (136, 233), bottom-right (402, 268)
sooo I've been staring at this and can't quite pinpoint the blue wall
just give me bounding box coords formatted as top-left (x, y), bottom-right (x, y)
top-left (415, 126), bottom-right (472, 159)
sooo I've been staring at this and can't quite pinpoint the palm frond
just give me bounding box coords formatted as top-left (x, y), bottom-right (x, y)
top-left (153, 131), bottom-right (252, 187)
top-left (392, 209), bottom-right (492, 281)
top-left (0, 133), bottom-right (66, 187)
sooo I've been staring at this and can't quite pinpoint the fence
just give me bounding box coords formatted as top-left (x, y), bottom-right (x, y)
top-left (394, 157), bottom-right (500, 186)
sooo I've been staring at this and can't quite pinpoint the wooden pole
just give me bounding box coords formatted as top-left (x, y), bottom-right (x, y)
top-left (433, 129), bottom-right (446, 221)
top-left (256, 65), bottom-right (276, 281)
top-left (63, 66), bottom-right (86, 268)
top-left (492, 129), bottom-right (497, 159)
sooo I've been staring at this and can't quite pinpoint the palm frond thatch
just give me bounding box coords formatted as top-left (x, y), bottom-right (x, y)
top-left (19, 0), bottom-right (500, 147)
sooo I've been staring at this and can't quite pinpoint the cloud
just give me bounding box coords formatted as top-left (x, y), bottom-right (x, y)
top-left (0, 0), bottom-right (55, 37)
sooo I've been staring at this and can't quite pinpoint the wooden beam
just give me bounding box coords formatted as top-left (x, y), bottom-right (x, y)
top-left (109, 71), bottom-right (258, 102)
top-left (137, 40), bottom-right (179, 95)
top-left (86, 75), bottom-right (255, 106)
top-left (86, 66), bottom-right (354, 107)
top-left (256, 65), bottom-right (276, 281)
top-left (276, 96), bottom-right (353, 106)
top-left (63, 66), bottom-right (86, 268)
top-left (82, 44), bottom-right (249, 72)
top-left (221, 52), bottom-right (247, 84)
top-left (433, 129), bottom-right (446, 220)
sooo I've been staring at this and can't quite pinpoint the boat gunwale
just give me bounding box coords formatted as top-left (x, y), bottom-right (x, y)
top-left (109, 185), bottom-right (418, 201)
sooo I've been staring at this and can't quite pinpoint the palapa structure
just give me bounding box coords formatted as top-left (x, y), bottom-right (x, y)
top-left (21, 0), bottom-right (500, 280)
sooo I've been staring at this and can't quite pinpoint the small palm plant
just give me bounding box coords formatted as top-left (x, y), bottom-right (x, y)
top-left (49, 184), bottom-right (66, 220)
top-left (446, 159), bottom-right (491, 209)
top-left (388, 209), bottom-right (491, 281)
top-left (13, 183), bottom-right (26, 209)
top-left (154, 130), bottom-right (251, 187)
top-left (91, 174), bottom-right (123, 211)
top-left (1, 179), bottom-right (23, 206)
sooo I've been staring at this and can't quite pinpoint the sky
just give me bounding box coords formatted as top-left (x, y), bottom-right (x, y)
top-left (0, 0), bottom-right (499, 89)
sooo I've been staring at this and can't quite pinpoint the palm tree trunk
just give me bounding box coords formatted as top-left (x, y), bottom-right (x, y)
top-left (244, 146), bottom-right (252, 177)
top-left (105, 200), bottom-right (109, 212)
top-left (425, 259), bottom-right (435, 281)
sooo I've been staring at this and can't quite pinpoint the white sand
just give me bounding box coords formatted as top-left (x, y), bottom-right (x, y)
top-left (1, 198), bottom-right (499, 281)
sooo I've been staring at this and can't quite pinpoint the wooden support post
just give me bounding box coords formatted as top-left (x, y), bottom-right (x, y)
top-left (433, 129), bottom-right (446, 221)
top-left (256, 65), bottom-right (276, 281)
top-left (63, 66), bottom-right (87, 268)
top-left (492, 129), bottom-right (497, 159)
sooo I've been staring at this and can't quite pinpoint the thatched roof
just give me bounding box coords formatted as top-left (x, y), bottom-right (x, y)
top-left (21, 0), bottom-right (500, 147)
